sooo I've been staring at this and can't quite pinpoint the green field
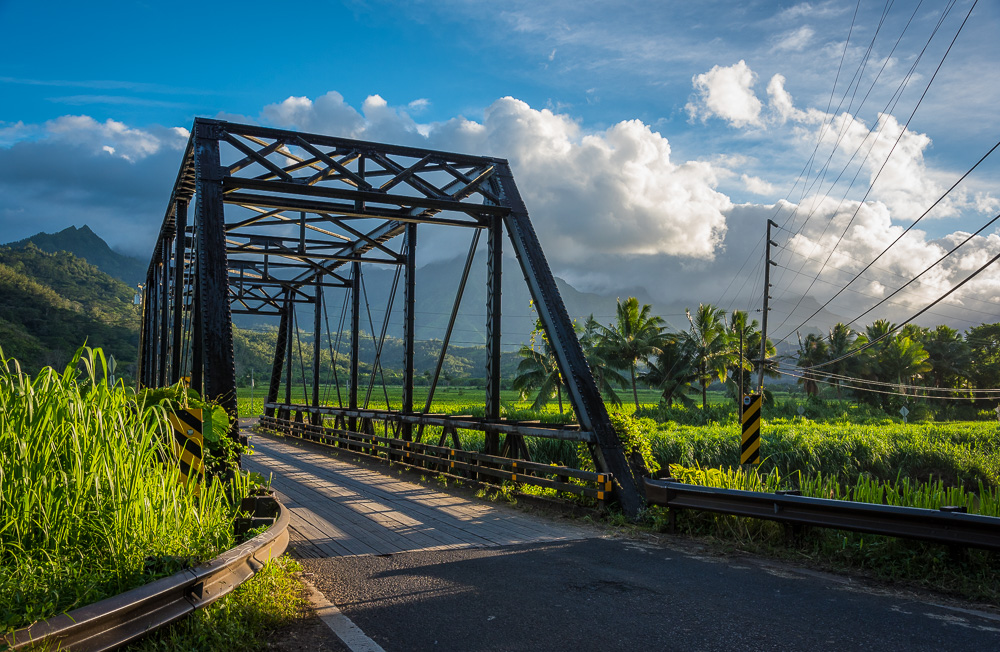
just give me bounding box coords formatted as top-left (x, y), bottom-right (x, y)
top-left (242, 386), bottom-right (1000, 492)
top-left (236, 385), bottom-right (726, 418)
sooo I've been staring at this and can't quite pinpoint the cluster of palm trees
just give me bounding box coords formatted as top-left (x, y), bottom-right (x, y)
top-left (512, 298), bottom-right (776, 411)
top-left (794, 320), bottom-right (998, 405)
top-left (513, 299), bottom-right (1000, 413)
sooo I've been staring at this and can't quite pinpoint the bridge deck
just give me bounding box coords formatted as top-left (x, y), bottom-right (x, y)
top-left (244, 433), bottom-right (592, 558)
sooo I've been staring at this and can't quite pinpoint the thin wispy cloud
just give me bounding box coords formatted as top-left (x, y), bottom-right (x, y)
top-left (48, 95), bottom-right (194, 109)
top-left (0, 76), bottom-right (215, 95)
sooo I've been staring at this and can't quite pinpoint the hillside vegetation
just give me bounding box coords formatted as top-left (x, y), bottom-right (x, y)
top-left (0, 244), bottom-right (140, 372)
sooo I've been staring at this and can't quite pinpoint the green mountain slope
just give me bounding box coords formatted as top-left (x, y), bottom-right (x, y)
top-left (0, 244), bottom-right (140, 373)
top-left (5, 225), bottom-right (147, 287)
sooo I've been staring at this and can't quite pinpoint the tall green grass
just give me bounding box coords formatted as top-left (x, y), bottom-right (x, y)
top-left (0, 347), bottom-right (250, 634)
top-left (649, 418), bottom-right (1000, 490)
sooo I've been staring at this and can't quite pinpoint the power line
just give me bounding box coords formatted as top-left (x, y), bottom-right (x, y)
top-left (771, 243), bottom-right (1000, 322)
top-left (783, 362), bottom-right (1000, 394)
top-left (771, 0), bottom-right (968, 330)
top-left (771, 0), bottom-right (930, 243)
top-left (803, 244), bottom-right (1000, 372)
top-left (775, 368), bottom-right (1000, 400)
top-left (779, 0), bottom-right (976, 341)
top-left (778, 136), bottom-right (1000, 341)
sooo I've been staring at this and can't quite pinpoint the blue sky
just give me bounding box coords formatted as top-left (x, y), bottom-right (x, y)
top-left (2, 0), bottom-right (998, 337)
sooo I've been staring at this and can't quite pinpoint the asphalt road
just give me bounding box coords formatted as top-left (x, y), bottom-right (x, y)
top-left (303, 536), bottom-right (1000, 652)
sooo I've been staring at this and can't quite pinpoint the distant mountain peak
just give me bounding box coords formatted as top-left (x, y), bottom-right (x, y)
top-left (4, 225), bottom-right (146, 287)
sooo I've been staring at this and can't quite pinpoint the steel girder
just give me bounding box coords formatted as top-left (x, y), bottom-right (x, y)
top-left (140, 118), bottom-right (645, 515)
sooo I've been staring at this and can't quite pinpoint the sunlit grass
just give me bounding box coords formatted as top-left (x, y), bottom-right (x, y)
top-left (0, 346), bottom-right (251, 635)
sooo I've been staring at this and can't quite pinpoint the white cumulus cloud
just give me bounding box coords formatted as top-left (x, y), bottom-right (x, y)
top-left (686, 60), bottom-right (763, 128)
top-left (262, 94), bottom-right (732, 261)
top-left (42, 115), bottom-right (185, 161)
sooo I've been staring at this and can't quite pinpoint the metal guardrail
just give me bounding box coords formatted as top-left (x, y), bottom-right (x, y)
top-left (259, 414), bottom-right (614, 502)
top-left (266, 402), bottom-right (596, 442)
top-left (644, 478), bottom-right (1000, 551)
top-left (4, 496), bottom-right (290, 651)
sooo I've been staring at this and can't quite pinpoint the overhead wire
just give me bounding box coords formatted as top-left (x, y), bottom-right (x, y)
top-left (775, 0), bottom-right (922, 239)
top-left (775, 367), bottom-right (1000, 400)
top-left (799, 245), bottom-right (1000, 372)
top-left (772, 0), bottom-right (975, 340)
top-left (782, 358), bottom-right (1000, 393)
top-left (778, 136), bottom-right (1000, 340)
top-left (716, 0), bottom-right (868, 311)
top-left (768, 1), bottom-right (955, 302)
top-left (771, 237), bottom-right (1000, 323)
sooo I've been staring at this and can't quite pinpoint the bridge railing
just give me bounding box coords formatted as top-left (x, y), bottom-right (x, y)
top-left (258, 407), bottom-right (614, 504)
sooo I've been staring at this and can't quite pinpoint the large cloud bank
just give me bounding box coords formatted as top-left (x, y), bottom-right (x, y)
top-left (262, 92), bottom-right (732, 261)
top-left (2, 68), bottom-right (998, 333)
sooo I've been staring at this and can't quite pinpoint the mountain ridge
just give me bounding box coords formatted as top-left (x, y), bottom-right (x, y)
top-left (4, 225), bottom-right (147, 287)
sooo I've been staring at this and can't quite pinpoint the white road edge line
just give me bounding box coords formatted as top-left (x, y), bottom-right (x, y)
top-left (302, 577), bottom-right (387, 652)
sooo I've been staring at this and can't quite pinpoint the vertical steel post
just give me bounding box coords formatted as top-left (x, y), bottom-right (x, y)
top-left (265, 293), bottom-right (289, 418)
top-left (158, 238), bottom-right (170, 387)
top-left (739, 327), bottom-right (745, 421)
top-left (191, 258), bottom-right (203, 395)
top-left (171, 200), bottom-right (187, 382)
top-left (758, 219), bottom-right (776, 393)
top-left (401, 223), bottom-right (416, 440)
top-left (138, 272), bottom-right (153, 387)
top-left (284, 295), bottom-right (294, 411)
top-left (484, 215), bottom-right (503, 455)
top-left (193, 118), bottom-right (238, 439)
top-left (349, 262), bottom-right (361, 431)
top-left (148, 261), bottom-right (160, 386)
top-left (312, 278), bottom-right (323, 425)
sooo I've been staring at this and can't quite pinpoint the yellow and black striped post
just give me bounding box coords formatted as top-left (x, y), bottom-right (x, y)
top-left (167, 408), bottom-right (204, 487)
top-left (741, 394), bottom-right (762, 465)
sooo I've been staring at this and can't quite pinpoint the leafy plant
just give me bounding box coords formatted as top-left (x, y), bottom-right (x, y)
top-left (0, 345), bottom-right (252, 635)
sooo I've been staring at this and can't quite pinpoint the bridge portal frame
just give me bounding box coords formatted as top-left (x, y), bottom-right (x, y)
top-left (139, 118), bottom-right (645, 516)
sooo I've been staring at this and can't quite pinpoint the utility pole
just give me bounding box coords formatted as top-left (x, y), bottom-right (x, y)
top-left (758, 219), bottom-right (777, 393)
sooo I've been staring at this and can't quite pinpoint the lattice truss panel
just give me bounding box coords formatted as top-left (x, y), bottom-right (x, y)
top-left (219, 123), bottom-right (504, 315)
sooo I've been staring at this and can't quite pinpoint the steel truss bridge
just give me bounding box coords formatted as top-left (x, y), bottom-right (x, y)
top-left (138, 119), bottom-right (646, 515)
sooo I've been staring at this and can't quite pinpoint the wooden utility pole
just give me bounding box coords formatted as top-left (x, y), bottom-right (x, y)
top-left (758, 219), bottom-right (777, 393)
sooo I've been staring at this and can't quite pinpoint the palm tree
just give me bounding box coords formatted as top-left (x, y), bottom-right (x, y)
top-left (682, 304), bottom-right (731, 409)
top-left (599, 297), bottom-right (665, 410)
top-left (511, 322), bottom-right (565, 412)
top-left (879, 336), bottom-right (932, 394)
top-left (796, 332), bottom-right (828, 397)
top-left (638, 334), bottom-right (698, 407)
top-left (579, 314), bottom-right (627, 405)
top-left (726, 310), bottom-right (776, 399)
top-left (825, 322), bottom-right (856, 398)
top-left (919, 325), bottom-right (970, 390)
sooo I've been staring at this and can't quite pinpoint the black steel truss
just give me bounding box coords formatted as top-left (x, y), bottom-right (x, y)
top-left (139, 118), bottom-right (645, 515)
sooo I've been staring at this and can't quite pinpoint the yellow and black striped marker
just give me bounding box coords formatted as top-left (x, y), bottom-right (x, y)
top-left (167, 408), bottom-right (204, 487)
top-left (741, 394), bottom-right (762, 465)
top-left (597, 473), bottom-right (612, 501)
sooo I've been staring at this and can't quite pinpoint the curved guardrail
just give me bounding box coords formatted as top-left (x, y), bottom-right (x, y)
top-left (645, 478), bottom-right (1000, 551)
top-left (3, 495), bottom-right (289, 652)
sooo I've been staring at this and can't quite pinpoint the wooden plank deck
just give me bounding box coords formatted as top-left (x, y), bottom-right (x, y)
top-left (244, 433), bottom-right (594, 558)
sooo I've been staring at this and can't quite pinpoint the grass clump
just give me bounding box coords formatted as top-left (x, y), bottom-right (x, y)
top-left (0, 346), bottom-right (252, 635)
top-left (130, 555), bottom-right (307, 651)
